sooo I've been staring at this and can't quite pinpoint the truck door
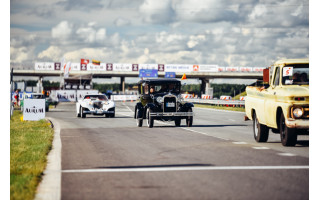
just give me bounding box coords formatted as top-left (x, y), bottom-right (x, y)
top-left (264, 66), bottom-right (280, 128)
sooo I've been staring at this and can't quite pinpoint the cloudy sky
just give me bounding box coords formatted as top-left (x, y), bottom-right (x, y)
top-left (10, 0), bottom-right (309, 83)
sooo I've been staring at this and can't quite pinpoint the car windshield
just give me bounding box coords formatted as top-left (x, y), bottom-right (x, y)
top-left (84, 95), bottom-right (107, 100)
top-left (149, 83), bottom-right (180, 94)
top-left (282, 64), bottom-right (309, 85)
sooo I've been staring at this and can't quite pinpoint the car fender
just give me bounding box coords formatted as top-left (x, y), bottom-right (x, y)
top-left (182, 102), bottom-right (194, 111)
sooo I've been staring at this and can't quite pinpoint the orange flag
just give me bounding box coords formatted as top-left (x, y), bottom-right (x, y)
top-left (181, 73), bottom-right (187, 80)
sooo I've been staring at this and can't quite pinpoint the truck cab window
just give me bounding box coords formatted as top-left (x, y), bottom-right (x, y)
top-left (274, 67), bottom-right (280, 86)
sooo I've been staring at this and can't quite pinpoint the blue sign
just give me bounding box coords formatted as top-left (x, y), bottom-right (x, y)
top-left (165, 72), bottom-right (176, 78)
top-left (139, 69), bottom-right (158, 78)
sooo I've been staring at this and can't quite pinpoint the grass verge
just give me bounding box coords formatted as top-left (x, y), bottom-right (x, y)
top-left (10, 111), bottom-right (54, 200)
top-left (194, 103), bottom-right (245, 112)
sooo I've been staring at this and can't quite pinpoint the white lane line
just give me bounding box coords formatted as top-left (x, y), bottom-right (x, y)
top-left (233, 142), bottom-right (247, 145)
top-left (277, 153), bottom-right (297, 157)
top-left (62, 165), bottom-right (309, 173)
top-left (180, 127), bottom-right (229, 141)
top-left (121, 102), bottom-right (134, 112)
top-left (252, 147), bottom-right (270, 150)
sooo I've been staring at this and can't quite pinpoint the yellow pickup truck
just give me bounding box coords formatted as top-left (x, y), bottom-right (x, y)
top-left (245, 58), bottom-right (309, 146)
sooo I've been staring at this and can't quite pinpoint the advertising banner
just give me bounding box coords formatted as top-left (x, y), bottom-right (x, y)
top-left (87, 63), bottom-right (106, 71)
top-left (23, 99), bottom-right (45, 121)
top-left (139, 69), bottom-right (158, 78)
top-left (106, 63), bottom-right (113, 71)
top-left (80, 63), bottom-right (87, 71)
top-left (55, 90), bottom-right (77, 102)
top-left (35, 62), bottom-right (54, 70)
top-left (132, 64), bottom-right (139, 71)
top-left (226, 67), bottom-right (239, 72)
top-left (240, 67), bottom-right (253, 72)
top-left (158, 64), bottom-right (165, 71)
top-left (165, 64), bottom-right (193, 72)
top-left (165, 72), bottom-right (176, 78)
top-left (253, 67), bottom-right (265, 72)
top-left (218, 67), bottom-right (225, 72)
top-left (139, 64), bottom-right (158, 70)
top-left (54, 62), bottom-right (61, 70)
top-left (198, 65), bottom-right (219, 72)
top-left (71, 63), bottom-right (80, 71)
top-left (113, 63), bottom-right (132, 71)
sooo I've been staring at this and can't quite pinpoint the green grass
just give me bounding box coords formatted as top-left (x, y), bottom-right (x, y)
top-left (194, 103), bottom-right (245, 112)
top-left (10, 111), bottom-right (54, 200)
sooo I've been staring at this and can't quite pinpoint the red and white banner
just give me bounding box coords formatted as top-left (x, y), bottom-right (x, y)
top-left (201, 95), bottom-right (212, 99)
top-left (81, 59), bottom-right (89, 64)
top-left (226, 67), bottom-right (239, 72)
top-left (240, 67), bottom-right (253, 72)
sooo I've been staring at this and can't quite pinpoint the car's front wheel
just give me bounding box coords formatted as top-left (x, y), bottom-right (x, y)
top-left (280, 113), bottom-right (297, 146)
top-left (146, 108), bottom-right (154, 128)
top-left (81, 106), bottom-right (86, 118)
top-left (186, 108), bottom-right (193, 127)
top-left (136, 109), bottom-right (143, 127)
top-left (253, 112), bottom-right (269, 142)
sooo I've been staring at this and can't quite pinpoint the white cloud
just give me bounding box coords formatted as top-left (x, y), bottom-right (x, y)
top-left (114, 17), bottom-right (131, 26)
top-left (139, 0), bottom-right (174, 23)
top-left (52, 21), bottom-right (73, 40)
top-left (37, 46), bottom-right (63, 61)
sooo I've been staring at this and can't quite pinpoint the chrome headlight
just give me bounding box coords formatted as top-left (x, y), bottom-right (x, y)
top-left (156, 97), bottom-right (163, 104)
top-left (292, 107), bottom-right (304, 118)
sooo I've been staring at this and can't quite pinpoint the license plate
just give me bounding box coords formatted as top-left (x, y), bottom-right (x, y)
top-left (166, 102), bottom-right (175, 107)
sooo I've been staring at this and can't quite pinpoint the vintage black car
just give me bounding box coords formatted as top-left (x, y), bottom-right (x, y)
top-left (134, 78), bottom-right (194, 128)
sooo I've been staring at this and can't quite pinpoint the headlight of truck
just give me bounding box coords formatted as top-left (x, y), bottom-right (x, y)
top-left (292, 107), bottom-right (304, 119)
top-left (156, 97), bottom-right (163, 104)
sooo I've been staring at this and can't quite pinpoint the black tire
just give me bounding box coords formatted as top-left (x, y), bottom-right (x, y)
top-left (81, 106), bottom-right (86, 118)
top-left (77, 111), bottom-right (80, 117)
top-left (105, 114), bottom-right (109, 118)
top-left (280, 113), bottom-right (297, 146)
top-left (252, 112), bottom-right (269, 142)
top-left (175, 119), bottom-right (181, 127)
top-left (186, 108), bottom-right (193, 127)
top-left (146, 108), bottom-right (154, 128)
top-left (110, 108), bottom-right (115, 118)
top-left (136, 109), bottom-right (143, 127)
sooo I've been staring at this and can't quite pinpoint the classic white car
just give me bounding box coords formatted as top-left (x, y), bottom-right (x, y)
top-left (76, 94), bottom-right (115, 118)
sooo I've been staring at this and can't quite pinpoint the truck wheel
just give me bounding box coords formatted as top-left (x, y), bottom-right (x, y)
top-left (253, 112), bottom-right (269, 142)
top-left (81, 107), bottom-right (86, 118)
top-left (136, 109), bottom-right (143, 127)
top-left (146, 108), bottom-right (154, 128)
top-left (175, 119), bottom-right (181, 127)
top-left (280, 113), bottom-right (297, 146)
top-left (186, 108), bottom-right (193, 127)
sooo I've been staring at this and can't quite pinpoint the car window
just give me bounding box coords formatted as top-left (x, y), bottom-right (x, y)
top-left (274, 67), bottom-right (280, 86)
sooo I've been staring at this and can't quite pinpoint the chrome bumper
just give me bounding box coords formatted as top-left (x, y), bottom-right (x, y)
top-left (84, 110), bottom-right (115, 114)
top-left (150, 112), bottom-right (193, 117)
top-left (286, 118), bottom-right (309, 129)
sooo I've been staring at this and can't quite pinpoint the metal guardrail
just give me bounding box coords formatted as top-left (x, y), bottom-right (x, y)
top-left (183, 98), bottom-right (245, 107)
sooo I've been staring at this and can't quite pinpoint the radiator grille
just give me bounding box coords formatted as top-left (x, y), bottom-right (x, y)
top-left (163, 96), bottom-right (176, 112)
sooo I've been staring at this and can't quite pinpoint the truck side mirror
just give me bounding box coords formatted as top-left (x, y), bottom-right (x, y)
top-left (263, 68), bottom-right (269, 84)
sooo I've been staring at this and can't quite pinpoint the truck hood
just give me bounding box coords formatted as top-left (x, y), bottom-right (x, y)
top-left (277, 85), bottom-right (309, 97)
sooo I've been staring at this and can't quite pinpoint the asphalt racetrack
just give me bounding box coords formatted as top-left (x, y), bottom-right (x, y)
top-left (47, 102), bottom-right (309, 200)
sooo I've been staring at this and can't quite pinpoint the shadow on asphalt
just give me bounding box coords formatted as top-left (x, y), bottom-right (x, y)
top-left (266, 140), bottom-right (309, 147)
top-left (96, 163), bottom-right (214, 169)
